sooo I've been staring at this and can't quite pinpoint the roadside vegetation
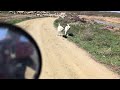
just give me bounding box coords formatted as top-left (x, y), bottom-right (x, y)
top-left (6, 17), bottom-right (36, 24)
top-left (7, 18), bottom-right (29, 24)
top-left (54, 16), bottom-right (120, 74)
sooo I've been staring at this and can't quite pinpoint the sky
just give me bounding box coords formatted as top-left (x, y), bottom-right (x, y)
top-left (20, 36), bottom-right (29, 42)
top-left (0, 28), bottom-right (8, 40)
top-left (100, 11), bottom-right (120, 13)
top-left (110, 11), bottom-right (120, 13)
top-left (0, 28), bottom-right (29, 42)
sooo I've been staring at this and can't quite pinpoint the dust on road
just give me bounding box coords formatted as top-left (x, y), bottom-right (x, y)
top-left (16, 17), bottom-right (120, 79)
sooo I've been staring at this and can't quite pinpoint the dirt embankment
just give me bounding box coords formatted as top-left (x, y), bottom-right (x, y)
top-left (79, 15), bottom-right (120, 24)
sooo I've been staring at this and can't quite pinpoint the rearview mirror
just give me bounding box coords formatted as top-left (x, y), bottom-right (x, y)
top-left (0, 23), bottom-right (42, 79)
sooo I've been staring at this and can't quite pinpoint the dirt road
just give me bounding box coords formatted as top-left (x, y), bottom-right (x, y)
top-left (16, 17), bottom-right (120, 79)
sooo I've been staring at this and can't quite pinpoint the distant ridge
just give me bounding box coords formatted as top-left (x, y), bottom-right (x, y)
top-left (66, 11), bottom-right (120, 17)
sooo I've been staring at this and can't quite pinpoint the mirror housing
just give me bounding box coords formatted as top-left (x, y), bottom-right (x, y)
top-left (0, 22), bottom-right (42, 79)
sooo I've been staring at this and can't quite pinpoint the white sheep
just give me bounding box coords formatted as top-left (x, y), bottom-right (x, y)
top-left (64, 24), bottom-right (70, 36)
top-left (57, 23), bottom-right (64, 36)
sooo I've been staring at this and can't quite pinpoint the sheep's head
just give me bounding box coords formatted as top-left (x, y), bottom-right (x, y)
top-left (67, 24), bottom-right (69, 26)
top-left (58, 23), bottom-right (60, 26)
top-left (67, 24), bottom-right (70, 28)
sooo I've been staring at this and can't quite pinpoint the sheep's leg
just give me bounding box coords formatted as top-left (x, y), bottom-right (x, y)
top-left (65, 30), bottom-right (69, 36)
top-left (58, 29), bottom-right (63, 36)
top-left (57, 31), bottom-right (62, 36)
top-left (65, 30), bottom-right (68, 36)
top-left (64, 30), bottom-right (66, 35)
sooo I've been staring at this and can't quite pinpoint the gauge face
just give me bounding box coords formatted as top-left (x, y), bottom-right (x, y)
top-left (0, 23), bottom-right (42, 79)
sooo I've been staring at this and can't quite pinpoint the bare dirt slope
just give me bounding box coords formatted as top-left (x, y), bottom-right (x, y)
top-left (16, 17), bottom-right (120, 79)
top-left (79, 15), bottom-right (120, 24)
